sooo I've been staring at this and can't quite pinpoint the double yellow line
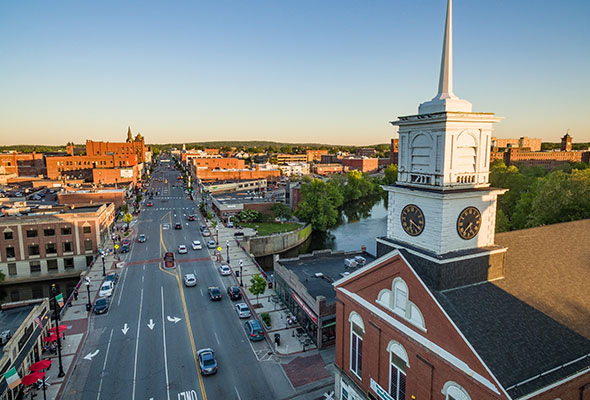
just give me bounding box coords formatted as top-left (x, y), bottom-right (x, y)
top-left (159, 221), bottom-right (207, 399)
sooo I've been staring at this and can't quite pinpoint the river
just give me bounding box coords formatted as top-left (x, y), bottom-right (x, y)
top-left (257, 197), bottom-right (387, 268)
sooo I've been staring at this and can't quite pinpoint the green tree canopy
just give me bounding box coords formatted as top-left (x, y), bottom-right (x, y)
top-left (295, 178), bottom-right (343, 231)
top-left (249, 273), bottom-right (267, 304)
top-left (271, 203), bottom-right (292, 221)
top-left (382, 164), bottom-right (398, 185)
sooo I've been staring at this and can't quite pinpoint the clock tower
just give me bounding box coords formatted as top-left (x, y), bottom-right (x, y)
top-left (378, 0), bottom-right (508, 290)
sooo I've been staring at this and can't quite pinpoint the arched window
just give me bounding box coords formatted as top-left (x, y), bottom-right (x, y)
top-left (376, 277), bottom-right (426, 331)
top-left (442, 382), bottom-right (471, 400)
top-left (348, 312), bottom-right (364, 379)
top-left (388, 341), bottom-right (408, 400)
top-left (393, 278), bottom-right (408, 313)
top-left (455, 132), bottom-right (478, 173)
top-left (410, 133), bottom-right (432, 173)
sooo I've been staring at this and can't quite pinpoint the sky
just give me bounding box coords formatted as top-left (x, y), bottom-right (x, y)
top-left (0, 1), bottom-right (589, 146)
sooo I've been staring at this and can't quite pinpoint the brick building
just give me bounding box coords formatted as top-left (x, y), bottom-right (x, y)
top-left (195, 167), bottom-right (280, 182)
top-left (354, 148), bottom-right (377, 158)
top-left (85, 127), bottom-right (146, 163)
top-left (491, 136), bottom-right (542, 152)
top-left (0, 203), bottom-right (115, 283)
top-left (92, 165), bottom-right (139, 186)
top-left (389, 139), bottom-right (399, 165)
top-left (189, 157), bottom-right (245, 170)
top-left (276, 154), bottom-right (308, 164)
top-left (312, 164), bottom-right (344, 175)
top-left (341, 158), bottom-right (379, 173)
top-left (57, 189), bottom-right (126, 208)
top-left (46, 154), bottom-right (139, 180)
top-left (306, 149), bottom-right (329, 162)
top-left (504, 147), bottom-right (586, 170)
top-left (278, 162), bottom-right (310, 177)
top-left (0, 152), bottom-right (46, 177)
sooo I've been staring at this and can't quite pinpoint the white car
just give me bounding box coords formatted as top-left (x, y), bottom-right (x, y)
top-left (99, 281), bottom-right (114, 297)
top-left (192, 240), bottom-right (202, 250)
top-left (178, 245), bottom-right (188, 254)
top-left (235, 303), bottom-right (251, 319)
top-left (183, 274), bottom-right (197, 287)
top-left (219, 265), bottom-right (231, 276)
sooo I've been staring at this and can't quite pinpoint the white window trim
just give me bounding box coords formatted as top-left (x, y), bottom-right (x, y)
top-left (388, 340), bottom-right (409, 400)
top-left (442, 381), bottom-right (471, 400)
top-left (348, 311), bottom-right (364, 380)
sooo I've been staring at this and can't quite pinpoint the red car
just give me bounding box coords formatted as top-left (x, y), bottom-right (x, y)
top-left (147, 201), bottom-right (153, 207)
top-left (187, 215), bottom-right (195, 221)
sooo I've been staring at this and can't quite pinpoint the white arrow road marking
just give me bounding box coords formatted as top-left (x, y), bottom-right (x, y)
top-left (167, 316), bottom-right (181, 323)
top-left (84, 349), bottom-right (100, 360)
top-left (122, 323), bottom-right (129, 335)
top-left (147, 319), bottom-right (155, 330)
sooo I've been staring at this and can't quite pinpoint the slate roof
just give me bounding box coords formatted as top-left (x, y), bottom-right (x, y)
top-left (429, 219), bottom-right (590, 398)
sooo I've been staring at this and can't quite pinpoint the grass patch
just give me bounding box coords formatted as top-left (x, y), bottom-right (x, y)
top-left (239, 222), bottom-right (300, 236)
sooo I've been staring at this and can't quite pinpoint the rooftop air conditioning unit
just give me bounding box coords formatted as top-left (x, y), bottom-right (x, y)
top-left (0, 330), bottom-right (12, 345)
top-left (314, 272), bottom-right (324, 278)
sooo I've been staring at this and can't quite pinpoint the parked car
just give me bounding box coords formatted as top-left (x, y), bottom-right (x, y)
top-left (120, 244), bottom-right (130, 253)
top-left (137, 234), bottom-right (147, 243)
top-left (227, 221), bottom-right (234, 228)
top-left (208, 286), bottom-right (222, 301)
top-left (199, 225), bottom-right (207, 232)
top-left (219, 265), bottom-right (231, 276)
top-left (244, 320), bottom-right (265, 341)
top-left (191, 240), bottom-right (202, 250)
top-left (122, 239), bottom-right (131, 246)
top-left (93, 297), bottom-right (110, 314)
top-left (147, 201), bottom-right (153, 207)
top-left (202, 229), bottom-right (211, 237)
top-left (98, 282), bottom-right (114, 297)
top-left (104, 272), bottom-right (118, 285)
top-left (197, 348), bottom-right (218, 375)
top-left (235, 303), bottom-right (251, 319)
top-left (175, 222), bottom-right (182, 229)
top-left (227, 286), bottom-right (242, 300)
top-left (183, 274), bottom-right (197, 287)
top-left (207, 240), bottom-right (216, 249)
top-left (178, 245), bottom-right (188, 254)
top-left (234, 231), bottom-right (245, 238)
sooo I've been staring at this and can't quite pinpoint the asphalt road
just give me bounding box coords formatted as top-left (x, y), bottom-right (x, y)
top-left (66, 164), bottom-right (290, 400)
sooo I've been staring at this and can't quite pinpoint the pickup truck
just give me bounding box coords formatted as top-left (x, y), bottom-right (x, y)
top-left (164, 252), bottom-right (175, 268)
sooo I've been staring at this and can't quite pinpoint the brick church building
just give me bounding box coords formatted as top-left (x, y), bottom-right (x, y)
top-left (332, 1), bottom-right (590, 399)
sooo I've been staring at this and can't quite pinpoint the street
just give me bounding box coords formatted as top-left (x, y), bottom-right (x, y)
top-left (66, 165), bottom-right (287, 400)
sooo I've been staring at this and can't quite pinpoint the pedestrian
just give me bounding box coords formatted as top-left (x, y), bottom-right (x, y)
top-left (73, 288), bottom-right (78, 301)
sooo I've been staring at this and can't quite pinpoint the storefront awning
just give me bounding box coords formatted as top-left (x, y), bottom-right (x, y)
top-left (292, 293), bottom-right (318, 324)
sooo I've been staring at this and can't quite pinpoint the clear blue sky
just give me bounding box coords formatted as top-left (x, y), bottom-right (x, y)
top-left (1, 1), bottom-right (588, 146)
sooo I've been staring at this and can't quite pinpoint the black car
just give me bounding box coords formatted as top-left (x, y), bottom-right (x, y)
top-left (227, 286), bottom-right (242, 300)
top-left (208, 286), bottom-right (222, 301)
top-left (175, 222), bottom-right (182, 229)
top-left (120, 244), bottom-right (129, 253)
top-left (94, 298), bottom-right (109, 314)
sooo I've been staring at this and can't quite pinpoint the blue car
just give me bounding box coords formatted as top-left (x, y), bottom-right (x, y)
top-left (197, 348), bottom-right (217, 375)
top-left (244, 320), bottom-right (265, 341)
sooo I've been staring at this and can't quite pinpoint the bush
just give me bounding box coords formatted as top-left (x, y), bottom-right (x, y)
top-left (261, 312), bottom-right (271, 327)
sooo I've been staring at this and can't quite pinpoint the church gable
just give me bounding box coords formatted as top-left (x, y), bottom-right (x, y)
top-left (335, 251), bottom-right (506, 397)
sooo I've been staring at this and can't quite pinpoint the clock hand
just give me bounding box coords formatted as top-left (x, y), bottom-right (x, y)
top-left (465, 222), bottom-right (473, 231)
top-left (409, 220), bottom-right (419, 229)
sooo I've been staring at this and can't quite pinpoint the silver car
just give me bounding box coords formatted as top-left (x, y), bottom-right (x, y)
top-left (235, 303), bottom-right (251, 319)
top-left (183, 274), bottom-right (197, 287)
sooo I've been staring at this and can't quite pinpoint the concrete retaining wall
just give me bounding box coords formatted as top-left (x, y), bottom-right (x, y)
top-left (245, 224), bottom-right (312, 257)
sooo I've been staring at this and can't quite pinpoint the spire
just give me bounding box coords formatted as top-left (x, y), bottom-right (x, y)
top-left (418, 0), bottom-right (472, 115)
top-left (437, 0), bottom-right (455, 100)
top-left (127, 126), bottom-right (132, 142)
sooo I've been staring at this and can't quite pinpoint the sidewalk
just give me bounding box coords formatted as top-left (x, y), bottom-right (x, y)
top-left (33, 236), bottom-right (122, 400)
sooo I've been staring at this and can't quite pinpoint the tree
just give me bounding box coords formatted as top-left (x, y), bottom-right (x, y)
top-left (249, 274), bottom-right (267, 304)
top-left (238, 209), bottom-right (262, 223)
top-left (123, 212), bottom-right (133, 225)
top-left (295, 178), bottom-right (343, 231)
top-left (271, 203), bottom-right (292, 222)
top-left (383, 164), bottom-right (398, 185)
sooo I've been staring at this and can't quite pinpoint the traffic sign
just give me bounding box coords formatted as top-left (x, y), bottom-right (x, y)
top-left (114, 244), bottom-right (119, 250)
top-left (217, 247), bottom-right (222, 252)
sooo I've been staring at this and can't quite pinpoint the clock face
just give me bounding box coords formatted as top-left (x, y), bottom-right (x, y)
top-left (400, 204), bottom-right (425, 237)
top-left (457, 206), bottom-right (482, 240)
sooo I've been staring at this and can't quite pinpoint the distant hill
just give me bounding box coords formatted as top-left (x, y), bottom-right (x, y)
top-left (149, 141), bottom-right (390, 150)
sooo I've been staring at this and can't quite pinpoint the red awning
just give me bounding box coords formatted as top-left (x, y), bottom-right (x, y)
top-left (22, 371), bottom-right (45, 386)
top-left (292, 292), bottom-right (318, 324)
top-left (29, 359), bottom-right (52, 372)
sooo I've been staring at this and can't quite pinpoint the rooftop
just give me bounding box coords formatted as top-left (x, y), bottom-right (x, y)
top-left (0, 303), bottom-right (36, 347)
top-left (280, 250), bottom-right (376, 303)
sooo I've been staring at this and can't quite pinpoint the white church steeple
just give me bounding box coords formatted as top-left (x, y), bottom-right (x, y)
top-left (418, 0), bottom-right (472, 115)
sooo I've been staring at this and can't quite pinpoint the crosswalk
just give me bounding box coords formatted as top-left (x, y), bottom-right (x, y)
top-left (142, 207), bottom-right (194, 212)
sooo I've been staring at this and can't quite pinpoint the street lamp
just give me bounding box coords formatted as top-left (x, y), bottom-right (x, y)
top-left (85, 277), bottom-right (91, 311)
top-left (215, 227), bottom-right (219, 245)
top-left (51, 284), bottom-right (65, 378)
top-left (101, 253), bottom-right (105, 276)
top-left (239, 259), bottom-right (243, 287)
top-left (226, 240), bottom-right (230, 263)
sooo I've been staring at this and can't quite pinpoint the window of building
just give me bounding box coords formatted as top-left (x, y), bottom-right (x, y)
top-left (44, 228), bottom-right (55, 236)
top-left (86, 255), bottom-right (94, 267)
top-left (45, 243), bottom-right (57, 254)
top-left (6, 247), bottom-right (16, 258)
top-left (3, 231), bottom-right (13, 240)
top-left (47, 259), bottom-right (58, 271)
top-left (349, 311), bottom-right (364, 380)
top-left (61, 227), bottom-right (72, 235)
top-left (442, 382), bottom-right (471, 400)
top-left (26, 229), bottom-right (38, 238)
top-left (83, 226), bottom-right (91, 234)
top-left (8, 263), bottom-right (17, 276)
top-left (28, 244), bottom-right (40, 256)
top-left (62, 242), bottom-right (73, 253)
top-left (84, 239), bottom-right (93, 251)
top-left (64, 258), bottom-right (74, 269)
top-left (377, 277), bottom-right (426, 331)
top-left (29, 261), bottom-right (41, 274)
top-left (388, 341), bottom-right (409, 400)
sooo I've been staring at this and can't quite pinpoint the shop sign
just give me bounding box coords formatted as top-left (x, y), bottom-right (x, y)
top-left (370, 378), bottom-right (394, 400)
top-left (292, 292), bottom-right (318, 324)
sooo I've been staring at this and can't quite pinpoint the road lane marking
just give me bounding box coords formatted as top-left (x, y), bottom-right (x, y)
top-left (147, 319), bottom-right (155, 330)
top-left (84, 350), bottom-right (99, 360)
top-left (234, 386), bottom-right (242, 400)
top-left (116, 267), bottom-right (129, 307)
top-left (167, 316), bottom-right (181, 323)
top-left (214, 332), bottom-right (220, 345)
top-left (122, 323), bottom-right (129, 335)
top-left (96, 329), bottom-right (113, 400)
top-left (161, 287), bottom-right (171, 400)
top-left (132, 284), bottom-right (144, 400)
